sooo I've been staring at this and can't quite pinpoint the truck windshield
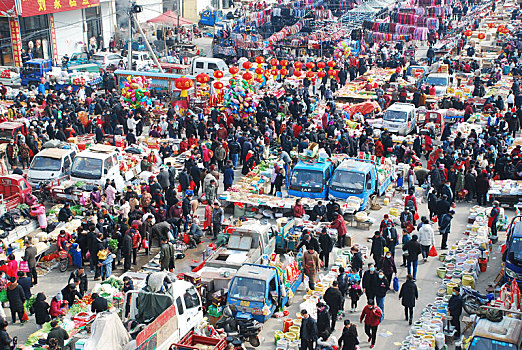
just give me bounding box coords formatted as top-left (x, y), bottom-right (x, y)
top-left (384, 110), bottom-right (407, 122)
top-left (291, 169), bottom-right (323, 188)
top-left (426, 76), bottom-right (448, 86)
top-left (507, 236), bottom-right (522, 264)
top-left (30, 156), bottom-right (61, 171)
top-left (330, 171), bottom-right (365, 194)
top-left (469, 336), bottom-right (516, 350)
top-left (22, 65), bottom-right (36, 76)
top-left (71, 156), bottom-right (102, 179)
top-left (229, 277), bottom-right (266, 302)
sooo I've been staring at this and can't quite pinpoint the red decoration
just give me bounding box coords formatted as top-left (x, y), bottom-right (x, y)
top-left (280, 60), bottom-right (289, 67)
top-left (327, 61), bottom-right (336, 68)
top-left (255, 56), bottom-right (265, 64)
top-left (294, 71), bottom-right (302, 78)
top-left (229, 66), bottom-right (239, 75)
top-left (478, 33), bottom-right (485, 40)
top-left (269, 58), bottom-right (279, 67)
top-left (464, 30), bottom-right (473, 37)
top-left (196, 73), bottom-right (210, 84)
top-left (255, 77), bottom-right (264, 83)
top-left (243, 72), bottom-right (253, 81)
top-left (255, 67), bottom-right (265, 75)
top-left (242, 61), bottom-right (253, 70)
top-left (306, 71), bottom-right (315, 79)
top-left (488, 23), bottom-right (495, 28)
top-left (270, 69), bottom-right (279, 77)
top-left (175, 77), bottom-right (193, 97)
top-left (317, 71), bottom-right (326, 78)
top-left (317, 62), bottom-right (326, 70)
top-left (294, 61), bottom-right (303, 70)
top-left (213, 70), bottom-right (224, 79)
top-left (280, 68), bottom-right (288, 76)
top-left (306, 62), bottom-right (315, 70)
top-left (213, 81), bottom-right (224, 90)
top-left (328, 69), bottom-right (336, 77)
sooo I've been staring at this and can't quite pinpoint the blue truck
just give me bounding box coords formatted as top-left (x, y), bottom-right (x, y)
top-left (328, 158), bottom-right (393, 211)
top-left (287, 160), bottom-right (334, 199)
top-left (199, 10), bottom-right (223, 26)
top-left (20, 59), bottom-right (53, 90)
top-left (504, 215), bottom-right (522, 285)
top-left (227, 264), bottom-right (303, 323)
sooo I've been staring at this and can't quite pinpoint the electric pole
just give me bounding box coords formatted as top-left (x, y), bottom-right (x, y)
top-left (128, 3), bottom-right (134, 70)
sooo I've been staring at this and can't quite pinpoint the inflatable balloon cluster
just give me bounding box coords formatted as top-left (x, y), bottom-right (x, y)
top-left (334, 40), bottom-right (352, 60)
top-left (222, 79), bottom-right (256, 118)
top-left (122, 75), bottom-right (151, 109)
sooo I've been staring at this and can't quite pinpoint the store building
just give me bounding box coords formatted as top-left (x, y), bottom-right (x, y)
top-left (0, 0), bottom-right (117, 66)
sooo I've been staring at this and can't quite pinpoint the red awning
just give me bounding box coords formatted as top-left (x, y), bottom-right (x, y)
top-left (147, 11), bottom-right (194, 26)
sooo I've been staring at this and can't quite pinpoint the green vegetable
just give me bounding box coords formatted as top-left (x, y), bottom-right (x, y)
top-left (108, 239), bottom-right (118, 250)
top-left (70, 205), bottom-right (83, 215)
top-left (101, 276), bottom-right (123, 290)
top-left (24, 295), bottom-right (36, 311)
top-left (74, 181), bottom-right (86, 187)
top-left (17, 203), bottom-right (29, 210)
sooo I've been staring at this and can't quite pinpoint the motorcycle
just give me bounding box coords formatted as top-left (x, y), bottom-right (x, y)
top-left (462, 285), bottom-right (494, 315)
top-left (216, 307), bottom-right (262, 347)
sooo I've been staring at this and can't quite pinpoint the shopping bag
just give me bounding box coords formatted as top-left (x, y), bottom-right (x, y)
top-left (429, 246), bottom-right (438, 257)
top-left (0, 290), bottom-right (7, 303)
top-left (432, 215), bottom-right (438, 223)
top-left (393, 277), bottom-right (400, 292)
top-left (414, 212), bottom-right (420, 221)
top-left (406, 222), bottom-right (415, 234)
top-left (142, 238), bottom-right (149, 250)
top-left (22, 312), bottom-right (29, 322)
top-left (19, 261), bottom-right (29, 272)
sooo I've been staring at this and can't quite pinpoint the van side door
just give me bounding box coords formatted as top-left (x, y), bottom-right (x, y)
top-left (179, 286), bottom-right (203, 335)
top-left (63, 155), bottom-right (72, 175)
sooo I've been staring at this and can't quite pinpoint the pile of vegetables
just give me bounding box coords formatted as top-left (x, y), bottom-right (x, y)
top-left (17, 203), bottom-right (29, 210)
top-left (24, 295), bottom-right (37, 311)
top-left (108, 238), bottom-right (119, 250)
top-left (101, 276), bottom-right (123, 291)
top-left (74, 181), bottom-right (86, 188)
top-left (70, 205), bottom-right (83, 215)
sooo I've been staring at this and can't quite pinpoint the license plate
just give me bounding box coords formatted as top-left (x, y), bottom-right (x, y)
top-left (240, 300), bottom-right (250, 307)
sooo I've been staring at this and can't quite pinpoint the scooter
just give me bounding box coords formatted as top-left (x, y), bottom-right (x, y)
top-left (462, 285), bottom-right (494, 315)
top-left (216, 307), bottom-right (262, 347)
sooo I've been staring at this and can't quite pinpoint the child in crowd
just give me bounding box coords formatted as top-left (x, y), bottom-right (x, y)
top-left (348, 280), bottom-right (363, 312)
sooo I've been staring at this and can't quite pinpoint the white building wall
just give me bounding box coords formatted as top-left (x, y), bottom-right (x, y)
top-left (100, 0), bottom-right (116, 48)
top-left (53, 9), bottom-right (85, 58)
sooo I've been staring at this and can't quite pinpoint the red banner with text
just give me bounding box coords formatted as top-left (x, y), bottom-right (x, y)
top-left (20, 0), bottom-right (100, 17)
top-left (49, 15), bottom-right (58, 59)
top-left (9, 19), bottom-right (22, 67)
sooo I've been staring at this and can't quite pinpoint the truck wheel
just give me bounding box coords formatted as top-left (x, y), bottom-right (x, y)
top-left (249, 336), bottom-right (260, 347)
top-left (28, 83), bottom-right (37, 91)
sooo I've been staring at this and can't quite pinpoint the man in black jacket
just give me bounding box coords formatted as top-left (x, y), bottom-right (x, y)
top-left (324, 281), bottom-right (343, 331)
top-left (58, 203), bottom-right (73, 222)
top-left (91, 293), bottom-right (109, 313)
top-left (370, 231), bottom-right (386, 268)
top-left (311, 201), bottom-right (327, 222)
top-left (338, 319), bottom-right (358, 350)
top-left (61, 282), bottom-right (81, 307)
top-left (448, 286), bottom-right (463, 337)
top-left (68, 267), bottom-right (88, 297)
top-left (318, 228), bottom-right (333, 269)
top-left (300, 309), bottom-right (318, 350)
top-left (362, 263), bottom-right (380, 301)
top-left (47, 320), bottom-right (69, 348)
top-left (403, 234), bottom-right (422, 281)
top-left (350, 246), bottom-right (363, 273)
top-left (297, 233), bottom-right (320, 253)
top-left (121, 231), bottom-right (133, 272)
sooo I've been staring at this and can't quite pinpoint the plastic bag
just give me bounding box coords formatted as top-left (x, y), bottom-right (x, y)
top-left (414, 212), bottom-right (420, 221)
top-left (142, 238), bottom-right (149, 250)
top-left (19, 261), bottom-right (29, 272)
top-left (429, 245), bottom-right (438, 257)
top-left (393, 277), bottom-right (399, 292)
top-left (432, 215), bottom-right (438, 223)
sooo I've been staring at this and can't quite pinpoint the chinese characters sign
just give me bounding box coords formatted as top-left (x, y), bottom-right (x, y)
top-left (21, 0), bottom-right (99, 17)
top-left (0, 0), bottom-right (16, 17)
top-left (49, 15), bottom-right (58, 59)
top-left (9, 18), bottom-right (22, 67)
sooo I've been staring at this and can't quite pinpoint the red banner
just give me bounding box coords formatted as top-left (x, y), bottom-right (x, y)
top-left (9, 19), bottom-right (22, 67)
top-left (49, 15), bottom-right (58, 59)
top-left (0, 0), bottom-right (17, 17)
top-left (20, 0), bottom-right (100, 17)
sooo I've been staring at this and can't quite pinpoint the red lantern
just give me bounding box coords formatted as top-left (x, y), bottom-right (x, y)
top-left (270, 69), bottom-right (279, 77)
top-left (196, 73), bottom-right (210, 84)
top-left (255, 56), bottom-right (265, 64)
top-left (243, 72), bottom-right (253, 81)
top-left (175, 77), bottom-right (193, 97)
top-left (213, 81), bottom-right (224, 91)
top-left (229, 66), bottom-right (239, 75)
top-left (317, 62), bottom-right (326, 70)
top-left (502, 27), bottom-right (509, 34)
top-left (242, 61), bottom-right (253, 70)
top-left (306, 62), bottom-right (315, 70)
top-left (255, 67), bottom-right (265, 75)
top-left (294, 71), bottom-right (302, 78)
top-left (317, 71), bottom-right (326, 78)
top-left (327, 61), bottom-right (336, 68)
top-left (280, 68), bottom-right (288, 77)
top-left (328, 69), bottom-right (336, 78)
top-left (464, 30), bottom-right (472, 37)
top-left (280, 60), bottom-right (289, 67)
top-left (269, 58), bottom-right (279, 67)
top-left (294, 61), bottom-right (303, 70)
top-left (213, 70), bottom-right (224, 79)
top-left (478, 33), bottom-right (485, 40)
top-left (488, 23), bottom-right (494, 28)
top-left (255, 77), bottom-right (264, 83)
top-left (306, 71), bottom-right (315, 79)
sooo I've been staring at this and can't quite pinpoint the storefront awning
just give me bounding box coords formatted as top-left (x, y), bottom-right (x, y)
top-left (147, 11), bottom-right (194, 26)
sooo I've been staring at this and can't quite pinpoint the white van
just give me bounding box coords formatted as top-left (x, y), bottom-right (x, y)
top-left (132, 52), bottom-right (154, 71)
top-left (382, 102), bottom-right (417, 136)
top-left (425, 72), bottom-right (452, 96)
top-left (70, 144), bottom-right (125, 191)
top-left (27, 148), bottom-right (77, 188)
top-left (190, 57), bottom-right (229, 77)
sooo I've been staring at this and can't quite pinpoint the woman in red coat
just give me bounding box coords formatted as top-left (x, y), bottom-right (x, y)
top-left (360, 299), bottom-right (382, 349)
top-left (374, 140), bottom-right (384, 157)
top-left (293, 199), bottom-right (305, 218)
top-left (331, 212), bottom-right (347, 248)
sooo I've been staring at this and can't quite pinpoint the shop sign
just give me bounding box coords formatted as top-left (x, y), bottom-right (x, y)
top-left (9, 18), bottom-right (22, 67)
top-left (49, 15), bottom-right (58, 59)
top-left (20, 0), bottom-right (100, 17)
